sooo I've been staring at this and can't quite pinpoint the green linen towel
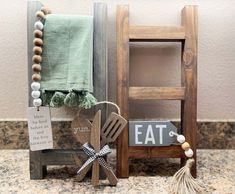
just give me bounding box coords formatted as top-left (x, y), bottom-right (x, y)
top-left (40, 14), bottom-right (96, 108)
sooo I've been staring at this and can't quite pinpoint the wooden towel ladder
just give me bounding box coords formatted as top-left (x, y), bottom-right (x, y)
top-left (28, 1), bottom-right (108, 179)
top-left (116, 5), bottom-right (198, 178)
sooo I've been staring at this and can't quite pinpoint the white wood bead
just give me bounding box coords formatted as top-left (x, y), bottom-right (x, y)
top-left (33, 98), bottom-right (42, 107)
top-left (185, 148), bottom-right (194, 157)
top-left (31, 91), bottom-right (40, 99)
top-left (34, 21), bottom-right (43, 30)
top-left (177, 135), bottom-right (185, 144)
top-left (31, 82), bottom-right (40, 91)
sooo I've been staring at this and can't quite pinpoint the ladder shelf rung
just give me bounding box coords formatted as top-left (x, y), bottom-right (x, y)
top-left (129, 26), bottom-right (185, 42)
top-left (128, 145), bottom-right (184, 158)
top-left (129, 87), bottom-right (185, 100)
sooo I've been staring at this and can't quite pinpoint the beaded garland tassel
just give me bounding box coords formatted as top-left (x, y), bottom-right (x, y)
top-left (169, 131), bottom-right (205, 194)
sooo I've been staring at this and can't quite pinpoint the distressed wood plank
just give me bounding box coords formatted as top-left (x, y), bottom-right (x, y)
top-left (93, 2), bottom-right (108, 125)
top-left (93, 3), bottom-right (108, 180)
top-left (116, 5), bottom-right (130, 178)
top-left (41, 149), bottom-right (86, 165)
top-left (180, 5), bottom-right (198, 178)
top-left (129, 26), bottom-right (185, 41)
top-left (91, 111), bottom-right (101, 186)
top-left (129, 87), bottom-right (185, 100)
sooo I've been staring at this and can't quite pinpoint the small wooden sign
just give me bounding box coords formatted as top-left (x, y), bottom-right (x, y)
top-left (27, 107), bottom-right (53, 151)
top-left (71, 116), bottom-right (91, 145)
top-left (129, 121), bottom-right (177, 146)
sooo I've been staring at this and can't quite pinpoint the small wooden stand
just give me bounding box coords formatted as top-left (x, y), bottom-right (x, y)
top-left (116, 5), bottom-right (198, 178)
top-left (27, 1), bottom-right (108, 179)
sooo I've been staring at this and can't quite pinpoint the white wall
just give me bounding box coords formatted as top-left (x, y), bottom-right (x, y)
top-left (0, 0), bottom-right (235, 121)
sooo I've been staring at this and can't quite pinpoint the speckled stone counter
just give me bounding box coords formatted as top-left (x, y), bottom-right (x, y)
top-left (0, 149), bottom-right (234, 194)
top-left (1, 121), bottom-right (235, 149)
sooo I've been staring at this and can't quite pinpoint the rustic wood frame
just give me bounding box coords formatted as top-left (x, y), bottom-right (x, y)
top-left (27, 0), bottom-right (108, 179)
top-left (116, 5), bottom-right (198, 178)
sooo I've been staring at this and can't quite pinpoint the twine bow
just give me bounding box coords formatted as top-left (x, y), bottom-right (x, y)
top-left (77, 142), bottom-right (112, 175)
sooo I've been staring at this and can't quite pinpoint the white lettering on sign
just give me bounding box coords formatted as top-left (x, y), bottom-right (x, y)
top-left (156, 125), bottom-right (166, 144)
top-left (27, 107), bottom-right (53, 151)
top-left (135, 125), bottom-right (143, 144)
top-left (129, 121), bottom-right (177, 146)
top-left (145, 125), bottom-right (155, 144)
top-left (135, 124), bottom-right (167, 145)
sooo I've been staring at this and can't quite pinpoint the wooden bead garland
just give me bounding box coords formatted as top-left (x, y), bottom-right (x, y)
top-left (34, 20), bottom-right (44, 30)
top-left (31, 91), bottom-right (41, 99)
top-left (31, 82), bottom-right (40, 91)
top-left (33, 38), bottom-right (43, 46)
top-left (33, 46), bottom-right (42, 55)
top-left (36, 11), bottom-right (45, 19)
top-left (41, 7), bottom-right (51, 15)
top-left (32, 73), bottom-right (41, 81)
top-left (32, 55), bottom-right (42, 63)
top-left (170, 131), bottom-right (194, 158)
top-left (32, 64), bottom-right (42, 72)
top-left (33, 98), bottom-right (42, 107)
top-left (31, 6), bottom-right (51, 108)
top-left (181, 142), bottom-right (190, 150)
top-left (34, 30), bottom-right (43, 38)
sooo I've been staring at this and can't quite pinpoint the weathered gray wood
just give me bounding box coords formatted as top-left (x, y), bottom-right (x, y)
top-left (128, 121), bottom-right (177, 146)
top-left (93, 3), bottom-right (108, 180)
top-left (27, 0), bottom-right (46, 180)
top-left (93, 2), bottom-right (108, 125)
top-left (41, 149), bottom-right (87, 165)
top-left (29, 150), bottom-right (46, 179)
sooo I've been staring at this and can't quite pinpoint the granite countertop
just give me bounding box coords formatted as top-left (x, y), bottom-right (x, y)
top-left (0, 149), bottom-right (234, 194)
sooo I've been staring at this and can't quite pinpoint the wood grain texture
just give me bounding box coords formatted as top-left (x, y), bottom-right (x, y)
top-left (102, 167), bottom-right (118, 186)
top-left (93, 2), bottom-right (108, 180)
top-left (41, 149), bottom-right (86, 165)
top-left (128, 146), bottom-right (184, 158)
top-left (91, 111), bottom-right (101, 186)
top-left (116, 5), bottom-right (130, 178)
top-left (129, 26), bottom-right (185, 42)
top-left (129, 87), bottom-right (185, 100)
top-left (180, 5), bottom-right (198, 178)
top-left (29, 150), bottom-right (46, 179)
top-left (93, 2), bottom-right (108, 126)
top-left (71, 117), bottom-right (91, 145)
top-left (101, 112), bottom-right (127, 145)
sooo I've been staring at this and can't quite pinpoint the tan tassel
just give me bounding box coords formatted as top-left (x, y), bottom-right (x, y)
top-left (170, 159), bottom-right (205, 194)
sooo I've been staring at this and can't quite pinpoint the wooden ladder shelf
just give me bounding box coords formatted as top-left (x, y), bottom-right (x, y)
top-left (116, 5), bottom-right (198, 178)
